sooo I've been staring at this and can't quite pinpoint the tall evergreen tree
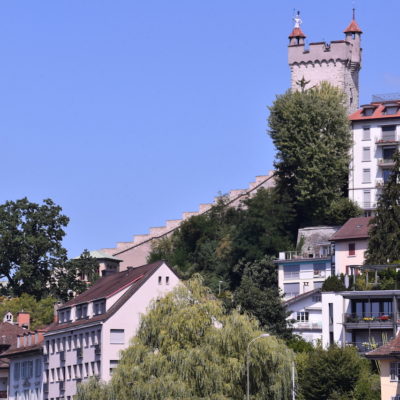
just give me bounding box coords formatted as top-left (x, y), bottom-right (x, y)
top-left (268, 82), bottom-right (353, 227)
top-left (366, 151), bottom-right (400, 264)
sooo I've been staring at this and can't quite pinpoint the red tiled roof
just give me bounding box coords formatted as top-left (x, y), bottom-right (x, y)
top-left (289, 27), bottom-right (306, 39)
top-left (344, 19), bottom-right (362, 34)
top-left (366, 334), bottom-right (400, 358)
top-left (330, 217), bottom-right (373, 241)
top-left (62, 260), bottom-right (164, 308)
top-left (349, 102), bottom-right (400, 121)
top-left (47, 260), bottom-right (167, 334)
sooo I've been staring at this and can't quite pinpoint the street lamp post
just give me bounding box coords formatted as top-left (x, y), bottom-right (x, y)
top-left (246, 333), bottom-right (270, 400)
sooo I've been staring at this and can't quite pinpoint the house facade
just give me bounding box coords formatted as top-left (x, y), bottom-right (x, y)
top-left (43, 260), bottom-right (179, 400)
top-left (330, 216), bottom-right (371, 275)
top-left (322, 290), bottom-right (399, 352)
top-left (349, 97), bottom-right (400, 213)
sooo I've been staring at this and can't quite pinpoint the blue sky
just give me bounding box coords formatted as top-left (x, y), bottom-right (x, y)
top-left (1, 0), bottom-right (399, 257)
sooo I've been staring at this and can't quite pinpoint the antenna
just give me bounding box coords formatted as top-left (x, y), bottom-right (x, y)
top-left (353, 7), bottom-right (356, 20)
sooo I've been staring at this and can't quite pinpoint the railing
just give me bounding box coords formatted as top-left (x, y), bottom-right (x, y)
top-left (293, 321), bottom-right (322, 330)
top-left (344, 312), bottom-right (395, 324)
top-left (376, 137), bottom-right (398, 144)
top-left (378, 158), bottom-right (396, 166)
top-left (363, 202), bottom-right (377, 209)
top-left (346, 341), bottom-right (384, 353)
top-left (279, 251), bottom-right (331, 261)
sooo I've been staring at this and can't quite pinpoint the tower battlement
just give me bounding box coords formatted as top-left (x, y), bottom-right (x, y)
top-left (288, 11), bottom-right (362, 114)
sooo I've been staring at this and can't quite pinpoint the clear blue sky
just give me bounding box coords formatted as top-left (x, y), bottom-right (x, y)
top-left (1, 1), bottom-right (399, 257)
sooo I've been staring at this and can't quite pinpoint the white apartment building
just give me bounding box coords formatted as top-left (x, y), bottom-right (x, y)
top-left (349, 96), bottom-right (400, 213)
top-left (43, 260), bottom-right (179, 400)
top-left (276, 226), bottom-right (337, 300)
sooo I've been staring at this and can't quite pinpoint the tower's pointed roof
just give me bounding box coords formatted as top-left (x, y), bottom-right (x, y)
top-left (344, 9), bottom-right (362, 33)
top-left (289, 27), bottom-right (306, 39)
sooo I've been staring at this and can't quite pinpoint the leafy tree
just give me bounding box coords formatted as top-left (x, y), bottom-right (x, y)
top-left (0, 293), bottom-right (56, 330)
top-left (324, 198), bottom-right (362, 226)
top-left (233, 257), bottom-right (291, 338)
top-left (268, 82), bottom-right (352, 227)
top-left (0, 198), bottom-right (69, 299)
top-left (366, 151), bottom-right (400, 264)
top-left (321, 275), bottom-right (346, 292)
top-left (52, 249), bottom-right (100, 302)
top-left (297, 345), bottom-right (380, 400)
top-left (76, 276), bottom-right (295, 400)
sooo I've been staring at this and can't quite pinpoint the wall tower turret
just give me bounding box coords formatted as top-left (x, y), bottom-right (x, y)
top-left (288, 10), bottom-right (362, 114)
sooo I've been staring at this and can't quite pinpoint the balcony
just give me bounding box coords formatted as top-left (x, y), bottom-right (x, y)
top-left (344, 312), bottom-right (396, 328)
top-left (293, 321), bottom-right (322, 330)
top-left (376, 138), bottom-right (399, 146)
top-left (346, 341), bottom-right (384, 353)
top-left (378, 158), bottom-right (396, 167)
top-left (363, 202), bottom-right (377, 210)
top-left (278, 251), bottom-right (331, 261)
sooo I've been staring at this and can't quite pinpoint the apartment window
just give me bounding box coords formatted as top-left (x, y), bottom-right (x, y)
top-left (110, 329), bottom-right (125, 344)
top-left (314, 281), bottom-right (324, 289)
top-left (362, 168), bottom-right (371, 183)
top-left (312, 294), bottom-right (322, 302)
top-left (85, 363), bottom-right (89, 377)
top-left (329, 303), bottom-right (334, 325)
top-left (362, 107), bottom-right (375, 116)
top-left (35, 359), bottom-right (41, 377)
top-left (383, 168), bottom-right (393, 183)
top-left (67, 366), bottom-right (72, 380)
top-left (158, 276), bottom-right (162, 285)
top-left (390, 362), bottom-right (400, 381)
top-left (14, 362), bottom-right (20, 380)
top-left (296, 312), bottom-right (309, 322)
top-left (313, 264), bottom-right (324, 277)
top-left (166, 276), bottom-right (170, 285)
top-left (392, 396), bottom-right (400, 400)
top-left (91, 331), bottom-right (96, 346)
top-left (67, 336), bottom-right (72, 351)
top-left (76, 304), bottom-right (88, 319)
top-left (283, 264), bottom-right (300, 279)
top-left (110, 360), bottom-right (119, 376)
top-left (348, 243), bottom-right (356, 256)
top-left (93, 300), bottom-right (106, 315)
top-left (383, 146), bottom-right (396, 161)
top-left (362, 127), bottom-right (370, 140)
top-left (363, 190), bottom-right (371, 208)
top-left (384, 106), bottom-right (399, 116)
top-left (85, 332), bottom-right (89, 348)
top-left (382, 125), bottom-right (397, 140)
top-left (362, 147), bottom-right (370, 162)
top-left (283, 283), bottom-right (299, 298)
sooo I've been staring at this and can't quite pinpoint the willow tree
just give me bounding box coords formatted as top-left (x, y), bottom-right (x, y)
top-left (76, 276), bottom-right (295, 400)
top-left (268, 82), bottom-right (353, 227)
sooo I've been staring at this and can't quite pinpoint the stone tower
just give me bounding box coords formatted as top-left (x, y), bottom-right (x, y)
top-left (288, 11), bottom-right (362, 114)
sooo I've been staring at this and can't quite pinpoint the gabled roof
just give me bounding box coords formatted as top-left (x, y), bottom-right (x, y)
top-left (62, 260), bottom-right (164, 308)
top-left (285, 288), bottom-right (320, 306)
top-left (344, 19), bottom-right (362, 34)
top-left (366, 334), bottom-right (400, 359)
top-left (46, 260), bottom-right (168, 334)
top-left (330, 217), bottom-right (372, 241)
top-left (0, 323), bottom-right (28, 348)
top-left (289, 27), bottom-right (306, 39)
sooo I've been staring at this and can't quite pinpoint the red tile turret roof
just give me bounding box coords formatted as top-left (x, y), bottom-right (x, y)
top-left (289, 27), bottom-right (306, 39)
top-left (350, 102), bottom-right (400, 121)
top-left (344, 19), bottom-right (362, 34)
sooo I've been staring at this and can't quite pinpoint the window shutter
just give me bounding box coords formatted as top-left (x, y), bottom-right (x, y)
top-left (110, 329), bottom-right (125, 344)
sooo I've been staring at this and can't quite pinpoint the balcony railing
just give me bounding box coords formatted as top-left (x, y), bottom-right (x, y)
top-left (363, 202), bottom-right (377, 209)
top-left (293, 321), bottom-right (322, 330)
top-left (378, 158), bottom-right (396, 167)
top-left (278, 251), bottom-right (331, 261)
top-left (376, 137), bottom-right (398, 145)
top-left (346, 341), bottom-right (384, 353)
top-left (344, 312), bottom-right (395, 324)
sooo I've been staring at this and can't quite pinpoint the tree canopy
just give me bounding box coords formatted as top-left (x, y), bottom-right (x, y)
top-left (76, 276), bottom-right (295, 400)
top-left (366, 151), bottom-right (400, 264)
top-left (268, 82), bottom-right (354, 227)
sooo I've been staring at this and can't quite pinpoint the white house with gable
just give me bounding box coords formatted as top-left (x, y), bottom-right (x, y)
top-left (43, 260), bottom-right (179, 400)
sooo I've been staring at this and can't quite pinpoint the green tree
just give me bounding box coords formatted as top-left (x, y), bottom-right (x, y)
top-left (366, 151), bottom-right (400, 264)
top-left (297, 345), bottom-right (380, 400)
top-left (0, 293), bottom-right (56, 329)
top-left (52, 249), bottom-right (100, 302)
top-left (233, 257), bottom-right (291, 338)
top-left (321, 275), bottom-right (346, 292)
top-left (0, 198), bottom-right (69, 299)
top-left (76, 276), bottom-right (295, 400)
top-left (268, 82), bottom-right (352, 227)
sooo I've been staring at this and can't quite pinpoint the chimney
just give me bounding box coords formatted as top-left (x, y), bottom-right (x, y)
top-left (53, 302), bottom-right (62, 323)
top-left (17, 311), bottom-right (30, 330)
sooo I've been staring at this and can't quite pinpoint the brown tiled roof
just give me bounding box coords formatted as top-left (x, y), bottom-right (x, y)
top-left (366, 334), bottom-right (400, 359)
top-left (47, 260), bottom-right (167, 334)
top-left (1, 343), bottom-right (42, 358)
top-left (344, 19), bottom-right (362, 33)
top-left (289, 27), bottom-right (306, 39)
top-left (62, 260), bottom-right (164, 308)
top-left (330, 217), bottom-right (373, 241)
top-left (0, 323), bottom-right (28, 348)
